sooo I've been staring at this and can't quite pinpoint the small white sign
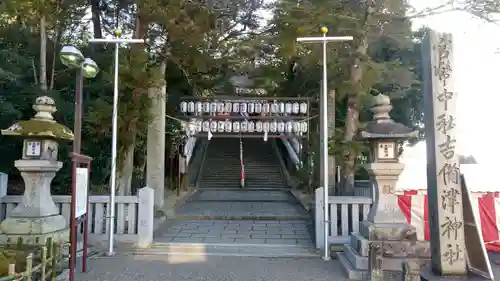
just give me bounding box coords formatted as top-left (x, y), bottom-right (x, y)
top-left (378, 142), bottom-right (395, 160)
top-left (75, 167), bottom-right (89, 218)
top-left (26, 141), bottom-right (41, 157)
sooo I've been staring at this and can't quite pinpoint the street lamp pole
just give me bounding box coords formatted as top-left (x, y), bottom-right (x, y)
top-left (74, 69), bottom-right (84, 153)
top-left (296, 27), bottom-right (353, 261)
top-left (89, 31), bottom-right (144, 256)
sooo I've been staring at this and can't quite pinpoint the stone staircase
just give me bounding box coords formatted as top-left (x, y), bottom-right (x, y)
top-left (199, 138), bottom-right (286, 189)
top-left (242, 139), bottom-right (287, 189)
top-left (147, 138), bottom-right (317, 258)
top-left (199, 138), bottom-right (241, 189)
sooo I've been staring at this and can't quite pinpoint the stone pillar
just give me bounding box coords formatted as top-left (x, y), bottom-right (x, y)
top-left (0, 160), bottom-right (67, 242)
top-left (0, 96), bottom-right (73, 245)
top-left (337, 94), bottom-right (429, 280)
top-left (364, 162), bottom-right (406, 225)
top-left (420, 30), bottom-right (491, 281)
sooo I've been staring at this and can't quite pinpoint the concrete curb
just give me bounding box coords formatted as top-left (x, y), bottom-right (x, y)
top-left (290, 188), bottom-right (314, 213)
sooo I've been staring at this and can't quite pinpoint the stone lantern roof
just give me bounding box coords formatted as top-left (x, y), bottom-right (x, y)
top-left (1, 96), bottom-right (74, 140)
top-left (358, 94), bottom-right (418, 140)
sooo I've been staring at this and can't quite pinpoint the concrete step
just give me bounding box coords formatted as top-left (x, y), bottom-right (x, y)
top-left (133, 242), bottom-right (319, 258)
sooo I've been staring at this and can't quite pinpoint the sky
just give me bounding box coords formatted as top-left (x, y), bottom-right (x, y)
top-left (409, 0), bottom-right (500, 165)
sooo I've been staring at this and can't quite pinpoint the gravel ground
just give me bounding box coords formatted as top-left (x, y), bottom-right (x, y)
top-left (72, 252), bottom-right (500, 281)
top-left (75, 255), bottom-right (349, 281)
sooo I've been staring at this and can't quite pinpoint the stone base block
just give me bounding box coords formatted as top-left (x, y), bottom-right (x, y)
top-left (420, 265), bottom-right (493, 281)
top-left (360, 221), bottom-right (417, 241)
top-left (337, 252), bottom-right (366, 281)
top-left (0, 215), bottom-right (69, 245)
top-left (350, 232), bottom-right (430, 258)
top-left (0, 228), bottom-right (69, 245)
top-left (343, 245), bottom-right (428, 272)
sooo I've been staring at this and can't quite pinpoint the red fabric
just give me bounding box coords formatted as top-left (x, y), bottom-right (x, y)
top-left (398, 191), bottom-right (500, 252)
top-left (397, 195), bottom-right (412, 224)
top-left (479, 193), bottom-right (500, 252)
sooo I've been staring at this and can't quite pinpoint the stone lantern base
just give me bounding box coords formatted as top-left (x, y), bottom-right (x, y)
top-left (0, 160), bottom-right (69, 245)
top-left (338, 163), bottom-right (430, 280)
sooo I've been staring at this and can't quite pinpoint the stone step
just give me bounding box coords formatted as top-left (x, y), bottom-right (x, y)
top-left (132, 242), bottom-right (319, 258)
top-left (337, 252), bottom-right (365, 281)
top-left (167, 215), bottom-right (311, 220)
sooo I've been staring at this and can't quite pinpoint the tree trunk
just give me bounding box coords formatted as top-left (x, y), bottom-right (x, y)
top-left (341, 39), bottom-right (368, 195)
top-left (116, 6), bottom-right (149, 195)
top-left (90, 0), bottom-right (103, 39)
top-left (39, 15), bottom-right (47, 91)
top-left (327, 89), bottom-right (336, 193)
top-left (146, 60), bottom-right (167, 207)
top-left (117, 140), bottom-right (135, 195)
top-left (340, 11), bottom-right (371, 195)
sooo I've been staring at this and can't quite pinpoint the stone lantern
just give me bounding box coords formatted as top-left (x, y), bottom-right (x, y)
top-left (359, 93), bottom-right (419, 225)
top-left (338, 94), bottom-right (429, 280)
top-left (0, 96), bottom-right (73, 244)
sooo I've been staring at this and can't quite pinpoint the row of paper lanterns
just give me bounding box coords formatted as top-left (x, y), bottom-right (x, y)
top-left (179, 101), bottom-right (308, 115)
top-left (183, 120), bottom-right (308, 134)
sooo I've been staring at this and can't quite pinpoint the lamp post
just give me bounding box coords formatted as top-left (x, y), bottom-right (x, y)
top-left (88, 29), bottom-right (145, 256)
top-left (60, 46), bottom-right (100, 153)
top-left (60, 46), bottom-right (99, 281)
top-left (296, 27), bottom-right (353, 261)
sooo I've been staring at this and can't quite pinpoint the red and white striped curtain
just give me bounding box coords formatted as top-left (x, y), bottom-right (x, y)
top-left (398, 191), bottom-right (500, 252)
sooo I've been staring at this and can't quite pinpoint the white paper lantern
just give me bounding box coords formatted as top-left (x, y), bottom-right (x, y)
top-left (248, 103), bottom-right (255, 113)
top-left (248, 121), bottom-right (255, 132)
top-left (240, 102), bottom-right (247, 113)
top-left (224, 120), bottom-right (232, 132)
top-left (180, 101), bottom-right (187, 113)
top-left (202, 121), bottom-right (210, 132)
top-left (270, 103), bottom-right (278, 113)
top-left (285, 103), bottom-right (292, 114)
top-left (277, 121), bottom-right (285, 133)
top-left (299, 102), bottom-right (308, 114)
top-left (217, 121), bottom-right (225, 132)
top-left (217, 102), bottom-right (225, 113)
top-left (292, 102), bottom-right (300, 114)
top-left (225, 102), bottom-right (232, 113)
top-left (233, 121), bottom-right (240, 132)
top-left (262, 103), bottom-right (270, 113)
top-left (255, 103), bottom-right (262, 113)
top-left (256, 121), bottom-right (263, 132)
top-left (270, 121), bottom-right (277, 133)
top-left (210, 121), bottom-right (217, 132)
top-left (196, 102), bottom-right (203, 113)
top-left (292, 121), bottom-right (300, 133)
top-left (299, 121), bottom-right (308, 133)
top-left (232, 102), bottom-right (240, 112)
top-left (210, 102), bottom-right (217, 113)
top-left (195, 120), bottom-right (202, 132)
top-left (203, 102), bottom-right (210, 113)
top-left (286, 122), bottom-right (293, 133)
top-left (263, 121), bottom-right (270, 132)
top-left (187, 101), bottom-right (195, 113)
top-left (278, 102), bottom-right (285, 113)
top-left (240, 120), bottom-right (248, 132)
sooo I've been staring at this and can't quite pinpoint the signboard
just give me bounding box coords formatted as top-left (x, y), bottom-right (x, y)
top-left (461, 174), bottom-right (494, 280)
top-left (75, 167), bottom-right (89, 218)
top-left (26, 141), bottom-right (41, 157)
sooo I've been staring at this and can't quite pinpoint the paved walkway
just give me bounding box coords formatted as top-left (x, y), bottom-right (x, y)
top-left (170, 189), bottom-right (309, 218)
top-left (154, 189), bottom-right (313, 246)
